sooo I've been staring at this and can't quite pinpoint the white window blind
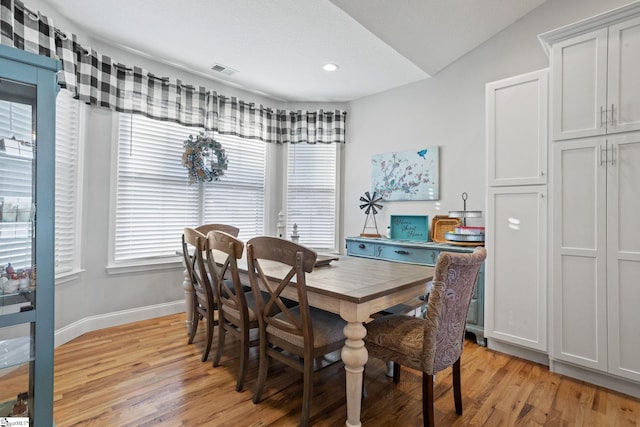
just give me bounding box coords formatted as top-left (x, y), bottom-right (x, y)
top-left (202, 134), bottom-right (266, 242)
top-left (54, 91), bottom-right (81, 275)
top-left (115, 114), bottom-right (200, 262)
top-left (0, 99), bottom-right (33, 270)
top-left (286, 143), bottom-right (338, 250)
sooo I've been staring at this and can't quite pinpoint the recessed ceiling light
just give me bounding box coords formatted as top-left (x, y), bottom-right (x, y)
top-left (323, 63), bottom-right (339, 72)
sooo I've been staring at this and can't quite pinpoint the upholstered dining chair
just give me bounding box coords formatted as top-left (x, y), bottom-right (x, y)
top-left (205, 230), bottom-right (259, 392)
top-left (182, 227), bottom-right (219, 362)
top-left (246, 236), bottom-right (347, 427)
top-left (364, 246), bottom-right (486, 427)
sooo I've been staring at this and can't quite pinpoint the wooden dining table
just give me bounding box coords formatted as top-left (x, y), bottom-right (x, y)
top-left (182, 253), bottom-right (434, 427)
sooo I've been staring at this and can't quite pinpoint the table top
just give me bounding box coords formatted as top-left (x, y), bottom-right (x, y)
top-left (238, 254), bottom-right (434, 305)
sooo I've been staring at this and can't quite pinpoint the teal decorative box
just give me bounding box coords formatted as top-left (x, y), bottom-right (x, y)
top-left (389, 215), bottom-right (429, 241)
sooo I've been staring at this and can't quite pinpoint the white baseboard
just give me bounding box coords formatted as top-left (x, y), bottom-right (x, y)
top-left (550, 359), bottom-right (640, 399)
top-left (487, 339), bottom-right (550, 366)
top-left (54, 300), bottom-right (185, 347)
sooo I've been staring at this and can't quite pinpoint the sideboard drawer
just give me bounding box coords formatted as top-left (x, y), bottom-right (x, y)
top-left (346, 240), bottom-right (376, 257)
top-left (378, 245), bottom-right (439, 266)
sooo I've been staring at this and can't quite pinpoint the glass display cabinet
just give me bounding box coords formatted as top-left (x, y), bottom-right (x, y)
top-left (0, 45), bottom-right (59, 425)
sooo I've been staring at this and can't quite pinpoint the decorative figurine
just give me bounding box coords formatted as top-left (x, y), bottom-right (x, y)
top-left (359, 191), bottom-right (383, 237)
top-left (291, 223), bottom-right (300, 243)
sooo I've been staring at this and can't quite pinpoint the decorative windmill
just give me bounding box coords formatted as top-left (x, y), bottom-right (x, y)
top-left (359, 191), bottom-right (383, 237)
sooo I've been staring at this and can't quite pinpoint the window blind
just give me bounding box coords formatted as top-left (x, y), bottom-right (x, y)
top-left (54, 91), bottom-right (81, 274)
top-left (202, 134), bottom-right (266, 242)
top-left (115, 114), bottom-right (200, 262)
top-left (286, 143), bottom-right (338, 250)
top-left (0, 99), bottom-right (33, 271)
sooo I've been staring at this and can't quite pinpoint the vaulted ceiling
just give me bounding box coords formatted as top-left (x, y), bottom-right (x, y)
top-left (43, 0), bottom-right (547, 102)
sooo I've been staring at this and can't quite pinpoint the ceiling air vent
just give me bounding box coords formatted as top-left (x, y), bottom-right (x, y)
top-left (210, 63), bottom-right (238, 76)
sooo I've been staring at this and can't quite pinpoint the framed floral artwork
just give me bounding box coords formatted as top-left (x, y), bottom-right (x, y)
top-left (371, 146), bottom-right (439, 201)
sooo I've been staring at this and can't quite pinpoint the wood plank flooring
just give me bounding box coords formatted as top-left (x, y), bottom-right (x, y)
top-left (52, 314), bottom-right (640, 426)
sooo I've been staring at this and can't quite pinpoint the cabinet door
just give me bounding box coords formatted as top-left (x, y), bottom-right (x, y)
top-left (485, 186), bottom-right (547, 351)
top-left (607, 17), bottom-right (640, 134)
top-left (486, 69), bottom-right (548, 186)
top-left (607, 133), bottom-right (640, 381)
top-left (0, 46), bottom-right (57, 425)
top-left (551, 29), bottom-right (608, 141)
top-left (551, 139), bottom-right (607, 370)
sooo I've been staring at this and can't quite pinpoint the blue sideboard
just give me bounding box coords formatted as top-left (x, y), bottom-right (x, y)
top-left (346, 236), bottom-right (486, 345)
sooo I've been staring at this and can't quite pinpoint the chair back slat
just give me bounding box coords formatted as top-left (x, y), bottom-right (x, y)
top-left (425, 247), bottom-right (486, 373)
top-left (206, 230), bottom-right (245, 316)
top-left (246, 237), bottom-right (317, 345)
top-left (196, 223), bottom-right (239, 238)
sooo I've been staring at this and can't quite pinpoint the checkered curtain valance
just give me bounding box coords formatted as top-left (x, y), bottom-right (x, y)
top-left (0, 0), bottom-right (347, 143)
top-left (209, 94), bottom-right (279, 143)
top-left (278, 109), bottom-right (347, 144)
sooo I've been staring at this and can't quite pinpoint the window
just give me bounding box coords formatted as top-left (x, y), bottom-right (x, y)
top-left (0, 90), bottom-right (82, 278)
top-left (286, 143), bottom-right (339, 250)
top-left (112, 114), bottom-right (267, 265)
top-left (55, 91), bottom-right (82, 276)
top-left (0, 97), bottom-right (33, 271)
top-left (202, 134), bottom-right (266, 241)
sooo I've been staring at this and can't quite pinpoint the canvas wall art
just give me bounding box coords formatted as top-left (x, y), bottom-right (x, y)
top-left (371, 146), bottom-right (439, 201)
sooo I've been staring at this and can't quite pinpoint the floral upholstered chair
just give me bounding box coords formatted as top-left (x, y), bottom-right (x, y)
top-left (364, 246), bottom-right (486, 427)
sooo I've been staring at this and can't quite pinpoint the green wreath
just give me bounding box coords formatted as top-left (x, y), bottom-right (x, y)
top-left (182, 132), bottom-right (228, 184)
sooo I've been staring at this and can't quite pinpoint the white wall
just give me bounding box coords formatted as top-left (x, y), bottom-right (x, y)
top-left (341, 0), bottom-right (631, 242)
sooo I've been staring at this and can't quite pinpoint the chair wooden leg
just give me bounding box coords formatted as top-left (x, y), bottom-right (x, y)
top-left (392, 362), bottom-right (401, 384)
top-left (213, 321), bottom-right (226, 367)
top-left (188, 310), bottom-right (199, 344)
top-left (202, 314), bottom-right (213, 362)
top-left (253, 341), bottom-right (268, 404)
top-left (453, 357), bottom-right (462, 415)
top-left (300, 356), bottom-right (313, 427)
top-left (236, 327), bottom-right (249, 392)
top-left (361, 365), bottom-right (367, 400)
top-left (422, 373), bottom-right (434, 427)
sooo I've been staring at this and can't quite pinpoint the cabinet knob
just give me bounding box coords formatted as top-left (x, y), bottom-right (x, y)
top-left (395, 250), bottom-right (409, 255)
top-left (358, 244), bottom-right (366, 249)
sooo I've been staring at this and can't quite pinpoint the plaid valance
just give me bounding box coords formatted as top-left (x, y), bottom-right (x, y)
top-left (0, 0), bottom-right (347, 143)
top-left (209, 94), bottom-right (279, 143)
top-left (278, 109), bottom-right (347, 144)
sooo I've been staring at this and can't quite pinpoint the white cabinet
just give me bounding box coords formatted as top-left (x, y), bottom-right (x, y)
top-left (485, 70), bottom-right (548, 356)
top-left (486, 70), bottom-right (548, 186)
top-left (541, 7), bottom-right (640, 140)
top-left (551, 138), bottom-right (607, 371)
top-left (542, 1), bottom-right (640, 390)
top-left (605, 133), bottom-right (640, 382)
top-left (485, 187), bottom-right (547, 351)
top-left (551, 133), bottom-right (640, 382)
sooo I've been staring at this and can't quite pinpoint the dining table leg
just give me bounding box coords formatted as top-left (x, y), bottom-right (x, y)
top-left (341, 315), bottom-right (368, 427)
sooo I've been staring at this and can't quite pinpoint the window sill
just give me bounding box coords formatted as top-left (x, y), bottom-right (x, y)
top-left (106, 257), bottom-right (183, 275)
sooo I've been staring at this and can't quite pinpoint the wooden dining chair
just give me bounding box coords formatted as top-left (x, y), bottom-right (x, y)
top-left (246, 236), bottom-right (347, 427)
top-left (195, 223), bottom-right (239, 238)
top-left (364, 246), bottom-right (486, 427)
top-left (205, 230), bottom-right (259, 392)
top-left (182, 227), bottom-right (218, 362)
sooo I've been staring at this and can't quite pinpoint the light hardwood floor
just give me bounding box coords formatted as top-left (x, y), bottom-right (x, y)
top-left (51, 313), bottom-right (640, 426)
